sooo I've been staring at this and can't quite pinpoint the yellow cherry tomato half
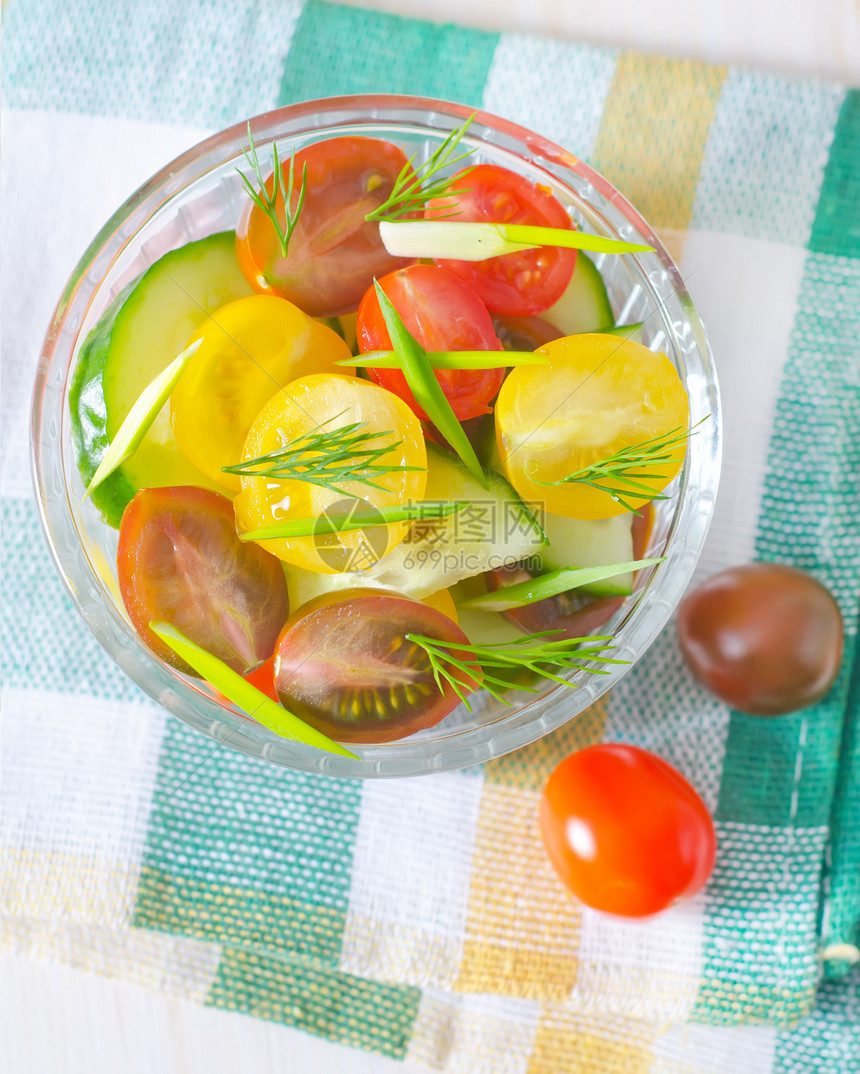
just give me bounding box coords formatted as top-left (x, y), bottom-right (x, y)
top-left (233, 374), bottom-right (427, 574)
top-left (495, 333), bottom-right (689, 519)
top-left (170, 295), bottom-right (355, 493)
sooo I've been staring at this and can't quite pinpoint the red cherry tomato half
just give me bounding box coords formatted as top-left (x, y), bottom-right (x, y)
top-left (677, 563), bottom-right (844, 716)
top-left (117, 486), bottom-right (289, 676)
top-left (540, 744), bottom-right (716, 917)
top-left (273, 588), bottom-right (479, 743)
top-left (486, 506), bottom-right (653, 638)
top-left (236, 136), bottom-right (414, 317)
top-left (427, 164), bottom-right (577, 316)
top-left (356, 264), bottom-right (505, 421)
top-left (242, 654), bottom-right (279, 702)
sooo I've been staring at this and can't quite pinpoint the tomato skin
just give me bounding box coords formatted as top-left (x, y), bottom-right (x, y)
top-left (356, 265), bottom-right (505, 421)
top-left (427, 164), bottom-right (577, 316)
top-left (540, 744), bottom-right (716, 917)
top-left (236, 136), bottom-right (415, 317)
top-left (677, 564), bottom-right (844, 716)
top-left (273, 588), bottom-right (478, 743)
top-left (117, 486), bottom-right (289, 676)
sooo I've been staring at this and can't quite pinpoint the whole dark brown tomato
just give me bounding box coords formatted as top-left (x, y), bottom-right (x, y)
top-left (677, 563), bottom-right (843, 715)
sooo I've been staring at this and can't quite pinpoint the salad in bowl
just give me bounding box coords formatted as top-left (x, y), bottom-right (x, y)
top-left (31, 95), bottom-right (720, 777)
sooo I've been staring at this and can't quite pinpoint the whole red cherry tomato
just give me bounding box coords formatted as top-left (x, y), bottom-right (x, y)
top-left (356, 264), bottom-right (504, 421)
top-left (540, 744), bottom-right (716, 917)
top-left (677, 563), bottom-right (843, 716)
top-left (427, 164), bottom-right (577, 316)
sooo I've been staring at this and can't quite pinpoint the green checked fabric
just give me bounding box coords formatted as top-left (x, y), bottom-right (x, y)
top-left (3, 1), bottom-right (859, 1070)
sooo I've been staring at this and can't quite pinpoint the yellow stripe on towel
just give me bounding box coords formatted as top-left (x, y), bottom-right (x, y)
top-left (591, 54), bottom-right (726, 261)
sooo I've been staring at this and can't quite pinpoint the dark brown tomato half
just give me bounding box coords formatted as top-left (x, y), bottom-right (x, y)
top-left (117, 485), bottom-right (289, 676)
top-left (492, 313), bottom-right (565, 352)
top-left (485, 505), bottom-right (654, 639)
top-left (273, 589), bottom-right (479, 744)
top-left (236, 136), bottom-right (415, 317)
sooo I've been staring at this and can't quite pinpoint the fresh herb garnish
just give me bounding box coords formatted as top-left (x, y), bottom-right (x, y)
top-left (365, 113), bottom-right (476, 223)
top-left (239, 500), bottom-right (463, 541)
top-left (378, 220), bottom-right (654, 260)
top-left (528, 422), bottom-right (705, 513)
top-left (223, 415), bottom-right (423, 496)
top-left (237, 123), bottom-right (307, 259)
top-left (85, 339), bottom-right (201, 497)
top-left (374, 281), bottom-right (488, 489)
top-left (458, 559), bottom-right (664, 611)
top-left (340, 349), bottom-right (548, 370)
top-left (408, 629), bottom-right (626, 707)
top-left (149, 621), bottom-right (358, 758)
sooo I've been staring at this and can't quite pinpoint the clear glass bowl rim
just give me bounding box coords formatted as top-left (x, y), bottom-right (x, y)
top-left (31, 93), bottom-right (722, 779)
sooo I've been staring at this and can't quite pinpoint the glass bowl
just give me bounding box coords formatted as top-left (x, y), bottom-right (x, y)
top-left (31, 94), bottom-right (721, 778)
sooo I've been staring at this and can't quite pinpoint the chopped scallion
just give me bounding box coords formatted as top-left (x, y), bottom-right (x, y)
top-left (149, 621), bottom-right (357, 758)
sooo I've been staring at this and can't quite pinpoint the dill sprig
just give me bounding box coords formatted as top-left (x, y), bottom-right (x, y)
top-left (407, 630), bottom-right (625, 709)
top-left (222, 415), bottom-right (423, 497)
top-left (365, 113), bottom-right (477, 223)
top-left (529, 421), bottom-right (705, 513)
top-left (237, 123), bottom-right (308, 259)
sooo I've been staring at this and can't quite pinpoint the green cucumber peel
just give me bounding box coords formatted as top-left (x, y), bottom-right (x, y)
top-left (458, 557), bottom-right (664, 611)
top-left (84, 338), bottom-right (201, 497)
top-left (378, 221), bottom-right (654, 262)
top-left (240, 500), bottom-right (463, 540)
top-left (373, 280), bottom-right (488, 489)
top-left (602, 322), bottom-right (644, 338)
top-left (149, 621), bottom-right (358, 759)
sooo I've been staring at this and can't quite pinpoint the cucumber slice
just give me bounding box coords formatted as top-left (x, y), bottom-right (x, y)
top-left (604, 321), bottom-right (644, 344)
top-left (70, 231), bottom-right (254, 526)
top-left (285, 440), bottom-right (547, 607)
top-left (539, 512), bottom-right (635, 596)
top-left (542, 251), bottom-right (614, 335)
top-left (69, 285), bottom-right (138, 528)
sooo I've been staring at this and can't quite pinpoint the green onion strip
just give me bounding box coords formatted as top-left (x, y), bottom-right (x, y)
top-left (240, 501), bottom-right (463, 541)
top-left (373, 281), bottom-right (488, 488)
top-left (458, 558), bottom-right (664, 611)
top-left (149, 621), bottom-right (357, 759)
top-left (378, 220), bottom-right (654, 262)
top-left (340, 349), bottom-right (548, 370)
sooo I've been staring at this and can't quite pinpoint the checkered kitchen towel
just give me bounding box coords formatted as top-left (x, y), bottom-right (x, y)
top-left (2, 1), bottom-right (859, 1070)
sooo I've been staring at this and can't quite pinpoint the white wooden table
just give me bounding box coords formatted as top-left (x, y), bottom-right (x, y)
top-left (2, 2), bottom-right (857, 1072)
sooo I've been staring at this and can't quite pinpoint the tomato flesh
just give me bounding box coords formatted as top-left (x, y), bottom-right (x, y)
top-left (540, 744), bottom-right (716, 917)
top-left (356, 264), bottom-right (504, 421)
top-left (171, 295), bottom-right (354, 493)
top-left (273, 589), bottom-right (478, 743)
top-left (428, 164), bottom-right (577, 316)
top-left (236, 136), bottom-right (414, 317)
top-left (233, 373), bottom-right (427, 574)
top-left (117, 486), bottom-right (289, 676)
top-left (495, 334), bottom-right (689, 519)
top-left (677, 563), bottom-right (844, 716)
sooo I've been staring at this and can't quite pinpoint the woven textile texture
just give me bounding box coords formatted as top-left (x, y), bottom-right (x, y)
top-left (2, 1), bottom-right (859, 1071)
